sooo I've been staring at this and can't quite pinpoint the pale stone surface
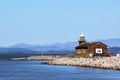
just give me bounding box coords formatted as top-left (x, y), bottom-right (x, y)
top-left (45, 56), bottom-right (120, 70)
top-left (11, 56), bottom-right (60, 60)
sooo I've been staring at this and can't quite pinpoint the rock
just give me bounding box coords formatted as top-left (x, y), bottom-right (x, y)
top-left (45, 56), bottom-right (120, 70)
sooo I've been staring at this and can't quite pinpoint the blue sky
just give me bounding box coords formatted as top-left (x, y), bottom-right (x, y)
top-left (0, 0), bottom-right (120, 46)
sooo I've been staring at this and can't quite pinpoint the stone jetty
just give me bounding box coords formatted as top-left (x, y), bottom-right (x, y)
top-left (11, 56), bottom-right (60, 61)
top-left (44, 56), bottom-right (120, 70)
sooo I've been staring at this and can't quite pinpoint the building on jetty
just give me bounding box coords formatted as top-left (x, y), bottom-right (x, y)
top-left (75, 34), bottom-right (107, 57)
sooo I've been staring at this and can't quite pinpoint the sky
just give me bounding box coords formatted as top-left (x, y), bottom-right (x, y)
top-left (0, 0), bottom-right (120, 46)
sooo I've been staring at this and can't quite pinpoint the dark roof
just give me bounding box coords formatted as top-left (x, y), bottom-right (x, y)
top-left (91, 42), bottom-right (107, 46)
top-left (76, 43), bottom-right (89, 49)
top-left (76, 42), bottom-right (107, 49)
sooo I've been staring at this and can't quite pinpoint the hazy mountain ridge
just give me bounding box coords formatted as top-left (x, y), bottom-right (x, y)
top-left (11, 42), bottom-right (78, 51)
top-left (98, 38), bottom-right (120, 47)
top-left (0, 47), bottom-right (38, 54)
top-left (0, 38), bottom-right (120, 55)
top-left (10, 38), bottom-right (120, 51)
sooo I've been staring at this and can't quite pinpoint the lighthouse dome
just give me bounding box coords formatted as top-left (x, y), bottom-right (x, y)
top-left (79, 33), bottom-right (85, 37)
top-left (79, 33), bottom-right (86, 42)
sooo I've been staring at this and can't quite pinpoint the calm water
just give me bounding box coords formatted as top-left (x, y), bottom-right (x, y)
top-left (0, 60), bottom-right (120, 80)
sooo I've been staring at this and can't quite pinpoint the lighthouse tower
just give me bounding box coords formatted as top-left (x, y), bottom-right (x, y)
top-left (79, 33), bottom-right (86, 45)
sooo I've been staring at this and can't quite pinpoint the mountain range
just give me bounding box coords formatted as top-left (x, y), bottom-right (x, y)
top-left (10, 38), bottom-right (120, 51)
top-left (0, 38), bottom-right (120, 54)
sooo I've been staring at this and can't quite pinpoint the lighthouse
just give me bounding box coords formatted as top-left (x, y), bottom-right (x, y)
top-left (79, 33), bottom-right (86, 45)
top-left (75, 34), bottom-right (107, 57)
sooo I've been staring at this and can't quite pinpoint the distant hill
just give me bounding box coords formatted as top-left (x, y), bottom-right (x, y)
top-left (11, 42), bottom-right (78, 51)
top-left (98, 38), bottom-right (120, 47)
top-left (10, 38), bottom-right (120, 51)
top-left (108, 47), bottom-right (120, 55)
top-left (11, 43), bottom-right (34, 48)
top-left (0, 38), bottom-right (120, 55)
top-left (1, 38), bottom-right (120, 60)
top-left (0, 47), bottom-right (38, 54)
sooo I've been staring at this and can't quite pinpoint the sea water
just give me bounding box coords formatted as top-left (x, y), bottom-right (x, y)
top-left (0, 60), bottom-right (120, 80)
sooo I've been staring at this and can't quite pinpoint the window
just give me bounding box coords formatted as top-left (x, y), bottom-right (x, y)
top-left (96, 48), bottom-right (102, 54)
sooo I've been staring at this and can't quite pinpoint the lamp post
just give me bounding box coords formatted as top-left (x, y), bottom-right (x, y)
top-left (42, 51), bottom-right (44, 57)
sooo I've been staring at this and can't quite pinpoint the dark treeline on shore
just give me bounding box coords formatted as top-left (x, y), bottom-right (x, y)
top-left (0, 51), bottom-right (75, 60)
top-left (0, 47), bottom-right (120, 60)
